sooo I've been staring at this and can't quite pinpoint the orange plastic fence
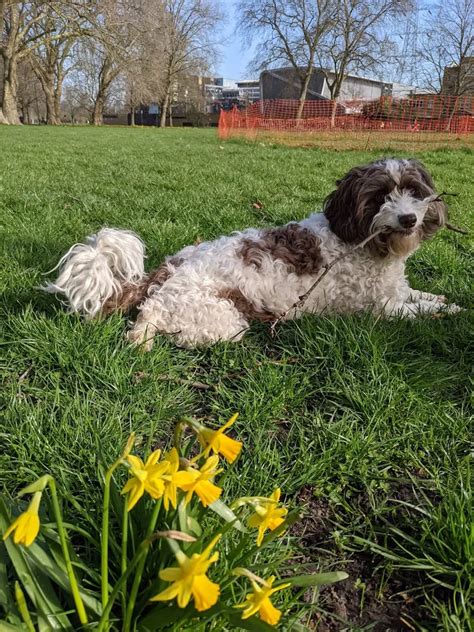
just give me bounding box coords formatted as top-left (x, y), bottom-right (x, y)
top-left (218, 96), bottom-right (474, 139)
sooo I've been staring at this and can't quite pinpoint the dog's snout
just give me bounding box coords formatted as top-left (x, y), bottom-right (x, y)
top-left (399, 213), bottom-right (417, 229)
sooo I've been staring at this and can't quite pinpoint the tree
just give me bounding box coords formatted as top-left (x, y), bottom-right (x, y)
top-left (237, 0), bottom-right (337, 119)
top-left (60, 0), bottom-right (143, 126)
top-left (1, 1), bottom-right (46, 124)
top-left (158, 0), bottom-right (222, 127)
top-left (29, 3), bottom-right (80, 125)
top-left (318, 0), bottom-right (407, 125)
top-left (16, 58), bottom-right (45, 123)
top-left (418, 0), bottom-right (473, 95)
top-left (122, 1), bottom-right (164, 126)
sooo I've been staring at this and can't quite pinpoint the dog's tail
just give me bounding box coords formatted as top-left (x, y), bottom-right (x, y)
top-left (43, 228), bottom-right (146, 318)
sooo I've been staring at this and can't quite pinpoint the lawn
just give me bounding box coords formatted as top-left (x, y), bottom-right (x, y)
top-left (1, 126), bottom-right (473, 630)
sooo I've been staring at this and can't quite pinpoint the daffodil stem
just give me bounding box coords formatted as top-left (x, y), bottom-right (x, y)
top-left (121, 496), bottom-right (129, 618)
top-left (123, 499), bottom-right (162, 632)
top-left (48, 478), bottom-right (88, 625)
top-left (101, 459), bottom-right (121, 630)
top-left (14, 582), bottom-right (35, 632)
top-left (96, 543), bottom-right (148, 632)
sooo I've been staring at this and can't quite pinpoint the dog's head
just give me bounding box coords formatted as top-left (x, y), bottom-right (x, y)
top-left (323, 159), bottom-right (447, 257)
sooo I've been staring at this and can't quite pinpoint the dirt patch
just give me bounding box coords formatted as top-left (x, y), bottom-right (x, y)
top-left (293, 487), bottom-right (426, 631)
top-left (314, 554), bottom-right (423, 631)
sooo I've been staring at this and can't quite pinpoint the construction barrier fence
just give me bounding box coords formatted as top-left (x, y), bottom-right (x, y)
top-left (218, 95), bottom-right (474, 150)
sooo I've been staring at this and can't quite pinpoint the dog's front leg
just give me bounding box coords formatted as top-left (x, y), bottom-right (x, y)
top-left (381, 298), bottom-right (463, 319)
top-left (406, 288), bottom-right (446, 304)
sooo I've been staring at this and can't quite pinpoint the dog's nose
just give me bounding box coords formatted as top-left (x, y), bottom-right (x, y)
top-left (399, 213), bottom-right (417, 229)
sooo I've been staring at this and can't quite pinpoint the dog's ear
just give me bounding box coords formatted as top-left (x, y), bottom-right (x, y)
top-left (407, 159), bottom-right (435, 189)
top-left (324, 164), bottom-right (394, 242)
top-left (408, 159), bottom-right (447, 239)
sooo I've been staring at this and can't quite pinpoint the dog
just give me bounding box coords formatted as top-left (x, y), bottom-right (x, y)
top-left (44, 158), bottom-right (462, 349)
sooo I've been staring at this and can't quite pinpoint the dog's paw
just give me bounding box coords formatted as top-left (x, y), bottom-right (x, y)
top-left (127, 327), bottom-right (154, 351)
top-left (431, 303), bottom-right (464, 318)
top-left (444, 303), bottom-right (464, 314)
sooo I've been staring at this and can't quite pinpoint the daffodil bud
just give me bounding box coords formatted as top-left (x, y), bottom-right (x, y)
top-left (18, 475), bottom-right (52, 496)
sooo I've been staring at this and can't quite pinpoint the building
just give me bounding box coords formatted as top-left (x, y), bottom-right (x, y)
top-left (442, 57), bottom-right (474, 96)
top-left (260, 67), bottom-right (407, 101)
top-left (204, 78), bottom-right (261, 112)
top-left (236, 80), bottom-right (261, 102)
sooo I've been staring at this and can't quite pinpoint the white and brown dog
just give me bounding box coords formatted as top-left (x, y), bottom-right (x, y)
top-left (45, 158), bottom-right (462, 348)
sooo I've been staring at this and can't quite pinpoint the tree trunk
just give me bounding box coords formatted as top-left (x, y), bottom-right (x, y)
top-left (21, 102), bottom-right (30, 124)
top-left (32, 65), bottom-right (61, 125)
top-left (130, 107), bottom-right (135, 126)
top-left (160, 91), bottom-right (169, 128)
top-left (43, 85), bottom-right (57, 125)
top-left (54, 82), bottom-right (63, 124)
top-left (445, 95), bottom-right (460, 132)
top-left (92, 95), bottom-right (104, 126)
top-left (329, 100), bottom-right (337, 128)
top-left (1, 55), bottom-right (21, 124)
top-left (296, 69), bottom-right (313, 120)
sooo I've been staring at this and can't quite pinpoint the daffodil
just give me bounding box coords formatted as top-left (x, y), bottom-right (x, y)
top-left (161, 448), bottom-right (200, 511)
top-left (247, 488), bottom-right (288, 546)
top-left (235, 575), bottom-right (291, 626)
top-left (121, 449), bottom-right (170, 511)
top-left (150, 535), bottom-right (221, 611)
top-left (180, 455), bottom-right (223, 507)
top-left (3, 492), bottom-right (42, 547)
top-left (198, 413), bottom-right (243, 463)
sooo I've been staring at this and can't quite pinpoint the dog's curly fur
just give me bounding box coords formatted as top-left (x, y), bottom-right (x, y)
top-left (44, 158), bottom-right (462, 349)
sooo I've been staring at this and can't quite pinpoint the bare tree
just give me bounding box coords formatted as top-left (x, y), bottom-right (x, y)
top-left (418, 0), bottom-right (473, 95)
top-left (63, 37), bottom-right (118, 123)
top-left (61, 0), bottom-right (142, 125)
top-left (125, 57), bottom-right (157, 125)
top-left (158, 0), bottom-right (222, 127)
top-left (122, 2), bottom-right (164, 125)
top-left (16, 58), bottom-right (45, 123)
top-left (0, 1), bottom-right (47, 124)
top-left (318, 0), bottom-right (408, 125)
top-left (237, 0), bottom-right (337, 119)
top-left (29, 3), bottom-right (81, 125)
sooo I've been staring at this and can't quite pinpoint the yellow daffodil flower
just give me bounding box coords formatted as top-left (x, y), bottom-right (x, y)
top-left (150, 534), bottom-right (221, 611)
top-left (121, 449), bottom-right (170, 511)
top-left (235, 575), bottom-right (291, 626)
top-left (161, 448), bottom-right (200, 511)
top-left (3, 492), bottom-right (42, 547)
top-left (247, 488), bottom-right (288, 546)
top-left (198, 413), bottom-right (243, 463)
top-left (180, 455), bottom-right (223, 507)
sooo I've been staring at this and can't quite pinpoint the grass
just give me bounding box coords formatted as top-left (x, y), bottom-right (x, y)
top-left (1, 126), bottom-right (473, 630)
top-left (223, 129), bottom-right (474, 151)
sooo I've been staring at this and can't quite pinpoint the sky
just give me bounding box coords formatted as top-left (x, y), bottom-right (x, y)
top-left (214, 1), bottom-right (256, 81)
top-left (213, 1), bottom-right (438, 87)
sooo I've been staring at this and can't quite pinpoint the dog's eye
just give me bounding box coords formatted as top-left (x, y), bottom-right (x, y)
top-left (410, 188), bottom-right (425, 200)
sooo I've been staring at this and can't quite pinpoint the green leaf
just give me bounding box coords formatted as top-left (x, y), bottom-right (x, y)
top-left (224, 612), bottom-right (275, 631)
top-left (23, 538), bottom-right (102, 616)
top-left (281, 571), bottom-right (349, 587)
top-left (0, 544), bottom-right (17, 615)
top-left (137, 603), bottom-right (197, 630)
top-left (0, 497), bottom-right (72, 630)
top-left (137, 603), bottom-right (276, 632)
top-left (0, 620), bottom-right (28, 632)
top-left (208, 499), bottom-right (246, 532)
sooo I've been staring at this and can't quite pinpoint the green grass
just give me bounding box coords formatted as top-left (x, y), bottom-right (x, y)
top-left (1, 126), bottom-right (473, 630)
